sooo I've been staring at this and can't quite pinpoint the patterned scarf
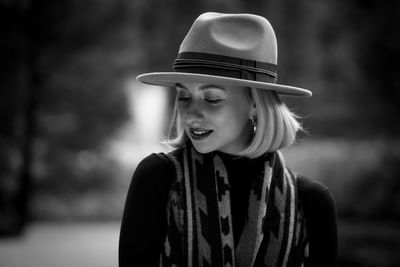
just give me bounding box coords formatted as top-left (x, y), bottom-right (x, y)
top-left (160, 144), bottom-right (309, 267)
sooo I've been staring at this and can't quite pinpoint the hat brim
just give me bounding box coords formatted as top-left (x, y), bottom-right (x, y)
top-left (137, 72), bottom-right (312, 97)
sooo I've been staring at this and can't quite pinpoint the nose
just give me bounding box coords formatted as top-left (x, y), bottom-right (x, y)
top-left (183, 101), bottom-right (204, 126)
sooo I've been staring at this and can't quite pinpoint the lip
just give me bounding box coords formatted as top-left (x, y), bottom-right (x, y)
top-left (188, 128), bottom-right (213, 140)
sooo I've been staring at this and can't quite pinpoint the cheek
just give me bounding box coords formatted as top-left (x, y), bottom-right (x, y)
top-left (177, 104), bottom-right (189, 119)
top-left (213, 106), bottom-right (249, 132)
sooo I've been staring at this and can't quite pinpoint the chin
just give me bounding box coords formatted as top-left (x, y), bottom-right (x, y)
top-left (190, 141), bottom-right (216, 154)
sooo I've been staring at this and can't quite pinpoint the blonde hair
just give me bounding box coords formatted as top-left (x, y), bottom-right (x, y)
top-left (162, 87), bottom-right (303, 158)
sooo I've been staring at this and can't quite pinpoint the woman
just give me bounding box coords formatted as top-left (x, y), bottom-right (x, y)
top-left (119, 12), bottom-right (337, 267)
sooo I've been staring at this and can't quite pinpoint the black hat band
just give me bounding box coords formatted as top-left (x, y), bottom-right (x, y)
top-left (173, 52), bottom-right (278, 84)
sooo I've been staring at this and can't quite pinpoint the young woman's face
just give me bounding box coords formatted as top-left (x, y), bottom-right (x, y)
top-left (176, 82), bottom-right (255, 155)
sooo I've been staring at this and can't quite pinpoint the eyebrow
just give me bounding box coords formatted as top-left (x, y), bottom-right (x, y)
top-left (175, 83), bottom-right (226, 91)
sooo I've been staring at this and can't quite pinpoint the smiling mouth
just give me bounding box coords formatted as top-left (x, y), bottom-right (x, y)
top-left (189, 128), bottom-right (213, 140)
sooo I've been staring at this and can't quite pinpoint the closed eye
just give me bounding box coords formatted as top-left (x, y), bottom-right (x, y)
top-left (177, 97), bottom-right (191, 102)
top-left (205, 98), bottom-right (222, 104)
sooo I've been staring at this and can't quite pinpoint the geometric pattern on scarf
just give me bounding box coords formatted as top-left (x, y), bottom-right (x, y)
top-left (160, 144), bottom-right (309, 267)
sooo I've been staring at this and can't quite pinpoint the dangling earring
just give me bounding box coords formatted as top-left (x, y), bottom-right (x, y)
top-left (250, 117), bottom-right (257, 135)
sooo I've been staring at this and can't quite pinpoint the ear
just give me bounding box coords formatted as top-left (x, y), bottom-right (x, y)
top-left (245, 86), bottom-right (257, 118)
top-left (249, 101), bottom-right (257, 118)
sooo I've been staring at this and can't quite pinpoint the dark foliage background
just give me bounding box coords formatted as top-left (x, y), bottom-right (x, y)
top-left (1, 0), bottom-right (399, 266)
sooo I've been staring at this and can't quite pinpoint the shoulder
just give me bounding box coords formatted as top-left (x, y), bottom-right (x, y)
top-left (135, 152), bottom-right (173, 173)
top-left (296, 175), bottom-right (338, 266)
top-left (296, 175), bottom-right (337, 234)
top-left (131, 152), bottom-right (175, 190)
top-left (296, 175), bottom-right (337, 226)
top-left (120, 153), bottom-right (175, 266)
top-left (296, 175), bottom-right (335, 207)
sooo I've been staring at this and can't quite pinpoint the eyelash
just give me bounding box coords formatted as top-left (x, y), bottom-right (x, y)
top-left (205, 98), bottom-right (221, 104)
top-left (177, 97), bottom-right (190, 102)
top-left (177, 97), bottom-right (222, 104)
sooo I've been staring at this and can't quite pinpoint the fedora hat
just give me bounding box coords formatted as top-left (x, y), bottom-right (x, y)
top-left (137, 12), bottom-right (312, 97)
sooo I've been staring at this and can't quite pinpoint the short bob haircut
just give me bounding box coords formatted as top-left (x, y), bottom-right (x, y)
top-left (162, 87), bottom-right (303, 158)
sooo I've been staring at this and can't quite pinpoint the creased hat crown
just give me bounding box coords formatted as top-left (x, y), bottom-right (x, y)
top-left (179, 12), bottom-right (277, 64)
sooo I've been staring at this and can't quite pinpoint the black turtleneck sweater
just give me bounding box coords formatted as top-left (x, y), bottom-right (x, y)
top-left (119, 153), bottom-right (338, 267)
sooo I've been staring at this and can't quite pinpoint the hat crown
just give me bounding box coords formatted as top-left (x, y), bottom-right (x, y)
top-left (179, 12), bottom-right (278, 64)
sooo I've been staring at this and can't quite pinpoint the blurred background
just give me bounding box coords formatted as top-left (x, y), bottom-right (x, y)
top-left (1, 0), bottom-right (399, 266)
